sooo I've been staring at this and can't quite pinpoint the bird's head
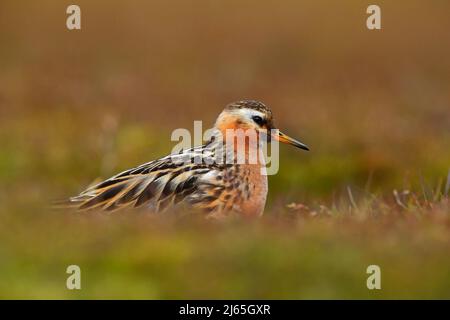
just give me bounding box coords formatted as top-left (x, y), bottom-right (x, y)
top-left (214, 100), bottom-right (309, 151)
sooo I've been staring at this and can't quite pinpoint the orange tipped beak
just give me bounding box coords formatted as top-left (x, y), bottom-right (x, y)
top-left (272, 130), bottom-right (309, 151)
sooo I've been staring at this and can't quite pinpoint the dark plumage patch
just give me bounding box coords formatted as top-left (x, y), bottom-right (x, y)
top-left (174, 187), bottom-right (196, 204)
top-left (155, 162), bottom-right (179, 171)
top-left (159, 181), bottom-right (175, 201)
top-left (93, 177), bottom-right (126, 190)
top-left (183, 175), bottom-right (197, 190)
top-left (135, 181), bottom-right (160, 207)
top-left (115, 182), bottom-right (143, 204)
top-left (226, 100), bottom-right (271, 114)
top-left (79, 184), bottom-right (126, 210)
top-left (173, 175), bottom-right (198, 204)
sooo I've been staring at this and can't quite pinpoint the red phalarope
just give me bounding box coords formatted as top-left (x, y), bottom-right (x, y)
top-left (68, 100), bottom-right (309, 218)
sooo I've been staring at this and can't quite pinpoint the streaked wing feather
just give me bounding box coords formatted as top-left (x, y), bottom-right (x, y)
top-left (69, 146), bottom-right (221, 212)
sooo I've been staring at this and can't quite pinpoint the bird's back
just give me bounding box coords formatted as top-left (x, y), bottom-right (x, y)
top-left (68, 143), bottom-right (267, 217)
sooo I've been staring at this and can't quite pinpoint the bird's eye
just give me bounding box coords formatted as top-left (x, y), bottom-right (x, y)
top-left (252, 115), bottom-right (264, 126)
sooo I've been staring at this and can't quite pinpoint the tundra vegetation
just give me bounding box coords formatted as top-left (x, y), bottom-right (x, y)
top-left (0, 1), bottom-right (449, 298)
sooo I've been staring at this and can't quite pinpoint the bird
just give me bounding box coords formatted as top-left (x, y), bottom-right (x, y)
top-left (67, 100), bottom-right (309, 218)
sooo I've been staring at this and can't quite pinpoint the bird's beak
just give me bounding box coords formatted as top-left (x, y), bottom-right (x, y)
top-left (272, 130), bottom-right (309, 151)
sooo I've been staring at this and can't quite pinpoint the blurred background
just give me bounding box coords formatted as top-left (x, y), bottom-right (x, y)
top-left (0, 0), bottom-right (449, 299)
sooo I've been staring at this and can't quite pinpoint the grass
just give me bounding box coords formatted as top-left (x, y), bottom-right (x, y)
top-left (0, 0), bottom-right (449, 299)
top-left (0, 190), bottom-right (448, 299)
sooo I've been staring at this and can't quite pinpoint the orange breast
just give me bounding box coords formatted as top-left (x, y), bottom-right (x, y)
top-left (238, 164), bottom-right (268, 217)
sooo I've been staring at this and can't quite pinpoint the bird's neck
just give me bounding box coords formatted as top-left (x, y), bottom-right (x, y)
top-left (208, 128), bottom-right (267, 166)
